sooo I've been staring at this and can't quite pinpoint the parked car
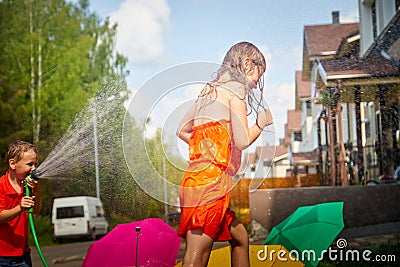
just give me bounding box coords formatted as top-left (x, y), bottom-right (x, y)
top-left (52, 196), bottom-right (108, 241)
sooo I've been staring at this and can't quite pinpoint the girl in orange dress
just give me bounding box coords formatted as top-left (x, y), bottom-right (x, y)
top-left (177, 41), bottom-right (272, 267)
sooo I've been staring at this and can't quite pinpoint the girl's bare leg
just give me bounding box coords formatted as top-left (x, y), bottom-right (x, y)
top-left (229, 218), bottom-right (250, 267)
top-left (182, 229), bottom-right (214, 267)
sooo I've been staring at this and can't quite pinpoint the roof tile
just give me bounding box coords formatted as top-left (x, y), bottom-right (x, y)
top-left (287, 110), bottom-right (302, 131)
top-left (296, 70), bottom-right (311, 98)
top-left (305, 23), bottom-right (359, 56)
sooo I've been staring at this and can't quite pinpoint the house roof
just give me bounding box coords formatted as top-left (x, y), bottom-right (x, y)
top-left (287, 110), bottom-right (302, 131)
top-left (320, 55), bottom-right (399, 79)
top-left (256, 145), bottom-right (288, 162)
top-left (316, 55), bottom-right (400, 102)
top-left (336, 31), bottom-right (360, 58)
top-left (304, 23), bottom-right (359, 56)
top-left (302, 22), bottom-right (359, 81)
top-left (317, 56), bottom-right (400, 90)
top-left (291, 150), bottom-right (320, 166)
top-left (296, 70), bottom-right (311, 99)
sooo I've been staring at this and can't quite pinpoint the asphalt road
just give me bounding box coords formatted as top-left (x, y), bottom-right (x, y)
top-left (30, 239), bottom-right (230, 267)
top-left (31, 241), bottom-right (93, 267)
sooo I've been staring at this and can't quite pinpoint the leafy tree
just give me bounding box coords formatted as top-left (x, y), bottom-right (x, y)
top-left (146, 198), bottom-right (162, 218)
top-left (0, 0), bottom-right (128, 172)
top-left (0, 0), bottom-right (186, 224)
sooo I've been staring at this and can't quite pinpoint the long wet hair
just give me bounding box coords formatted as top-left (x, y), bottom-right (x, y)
top-left (198, 41), bottom-right (267, 117)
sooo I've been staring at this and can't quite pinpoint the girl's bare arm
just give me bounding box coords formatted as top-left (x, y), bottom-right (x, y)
top-left (176, 104), bottom-right (195, 144)
top-left (230, 95), bottom-right (263, 150)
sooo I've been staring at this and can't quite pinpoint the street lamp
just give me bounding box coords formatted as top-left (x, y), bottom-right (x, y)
top-left (92, 95), bottom-right (116, 200)
top-left (163, 154), bottom-right (168, 220)
top-left (92, 100), bottom-right (100, 199)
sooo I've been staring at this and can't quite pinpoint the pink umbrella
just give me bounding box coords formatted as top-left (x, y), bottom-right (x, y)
top-left (83, 218), bottom-right (182, 267)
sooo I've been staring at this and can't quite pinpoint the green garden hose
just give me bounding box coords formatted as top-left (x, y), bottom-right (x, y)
top-left (24, 175), bottom-right (49, 267)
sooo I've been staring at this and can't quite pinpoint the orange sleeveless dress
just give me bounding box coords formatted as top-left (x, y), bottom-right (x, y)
top-left (178, 120), bottom-right (242, 241)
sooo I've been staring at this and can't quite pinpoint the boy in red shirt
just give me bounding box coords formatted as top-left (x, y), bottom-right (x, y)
top-left (0, 140), bottom-right (42, 267)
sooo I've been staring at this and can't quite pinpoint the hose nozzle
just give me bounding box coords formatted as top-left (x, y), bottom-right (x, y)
top-left (30, 169), bottom-right (41, 180)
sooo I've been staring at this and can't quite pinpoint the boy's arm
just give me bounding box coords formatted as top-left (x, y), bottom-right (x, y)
top-left (0, 207), bottom-right (22, 223)
top-left (0, 195), bottom-right (41, 222)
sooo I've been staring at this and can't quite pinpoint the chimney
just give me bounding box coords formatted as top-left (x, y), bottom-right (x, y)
top-left (332, 11), bottom-right (340, 24)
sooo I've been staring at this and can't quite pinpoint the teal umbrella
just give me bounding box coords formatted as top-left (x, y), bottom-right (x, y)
top-left (264, 202), bottom-right (344, 267)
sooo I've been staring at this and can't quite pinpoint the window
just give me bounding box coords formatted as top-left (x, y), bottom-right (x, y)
top-left (306, 100), bottom-right (312, 116)
top-left (56, 206), bottom-right (84, 219)
top-left (263, 161), bottom-right (272, 167)
top-left (372, 1), bottom-right (377, 39)
top-left (294, 132), bottom-right (302, 141)
top-left (250, 165), bottom-right (255, 172)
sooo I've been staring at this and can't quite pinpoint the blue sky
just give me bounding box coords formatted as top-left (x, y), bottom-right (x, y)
top-left (81, 0), bottom-right (359, 151)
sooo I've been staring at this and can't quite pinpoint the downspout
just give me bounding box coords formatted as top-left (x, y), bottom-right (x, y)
top-left (328, 94), bottom-right (337, 186)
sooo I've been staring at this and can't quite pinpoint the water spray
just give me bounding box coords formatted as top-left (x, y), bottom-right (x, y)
top-left (24, 169), bottom-right (49, 267)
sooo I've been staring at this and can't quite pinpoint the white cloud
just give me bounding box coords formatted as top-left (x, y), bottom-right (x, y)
top-left (341, 11), bottom-right (359, 23)
top-left (273, 45), bottom-right (302, 70)
top-left (265, 82), bottom-right (295, 141)
top-left (258, 44), bottom-right (273, 77)
top-left (140, 83), bottom-right (202, 139)
top-left (160, 84), bottom-right (202, 110)
top-left (110, 0), bottom-right (171, 65)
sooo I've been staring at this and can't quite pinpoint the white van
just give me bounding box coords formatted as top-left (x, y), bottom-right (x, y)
top-left (52, 196), bottom-right (108, 241)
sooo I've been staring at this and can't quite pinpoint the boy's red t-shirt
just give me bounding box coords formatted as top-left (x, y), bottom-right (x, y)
top-left (0, 172), bottom-right (30, 256)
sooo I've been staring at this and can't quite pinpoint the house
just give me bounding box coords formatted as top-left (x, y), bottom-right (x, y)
top-left (239, 1), bottom-right (399, 185)
top-left (286, 109), bottom-right (302, 153)
top-left (239, 145), bottom-right (289, 178)
top-left (298, 2), bottom-right (399, 185)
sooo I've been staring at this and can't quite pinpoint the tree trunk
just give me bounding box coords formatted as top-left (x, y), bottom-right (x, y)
top-left (35, 25), bottom-right (42, 145)
top-left (29, 0), bottom-right (37, 144)
top-left (328, 103), bottom-right (336, 186)
top-left (317, 110), bottom-right (324, 185)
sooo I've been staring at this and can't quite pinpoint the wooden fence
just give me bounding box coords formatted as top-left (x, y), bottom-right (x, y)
top-left (229, 174), bottom-right (320, 226)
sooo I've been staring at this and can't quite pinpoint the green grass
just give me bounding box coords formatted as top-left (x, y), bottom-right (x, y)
top-left (28, 215), bottom-right (55, 246)
top-left (106, 213), bottom-right (136, 230)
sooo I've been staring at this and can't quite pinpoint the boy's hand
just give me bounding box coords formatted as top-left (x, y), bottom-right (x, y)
top-left (26, 176), bottom-right (39, 190)
top-left (20, 196), bottom-right (35, 211)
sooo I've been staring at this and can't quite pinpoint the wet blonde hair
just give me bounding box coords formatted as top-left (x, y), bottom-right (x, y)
top-left (199, 41), bottom-right (267, 116)
top-left (5, 140), bottom-right (37, 165)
